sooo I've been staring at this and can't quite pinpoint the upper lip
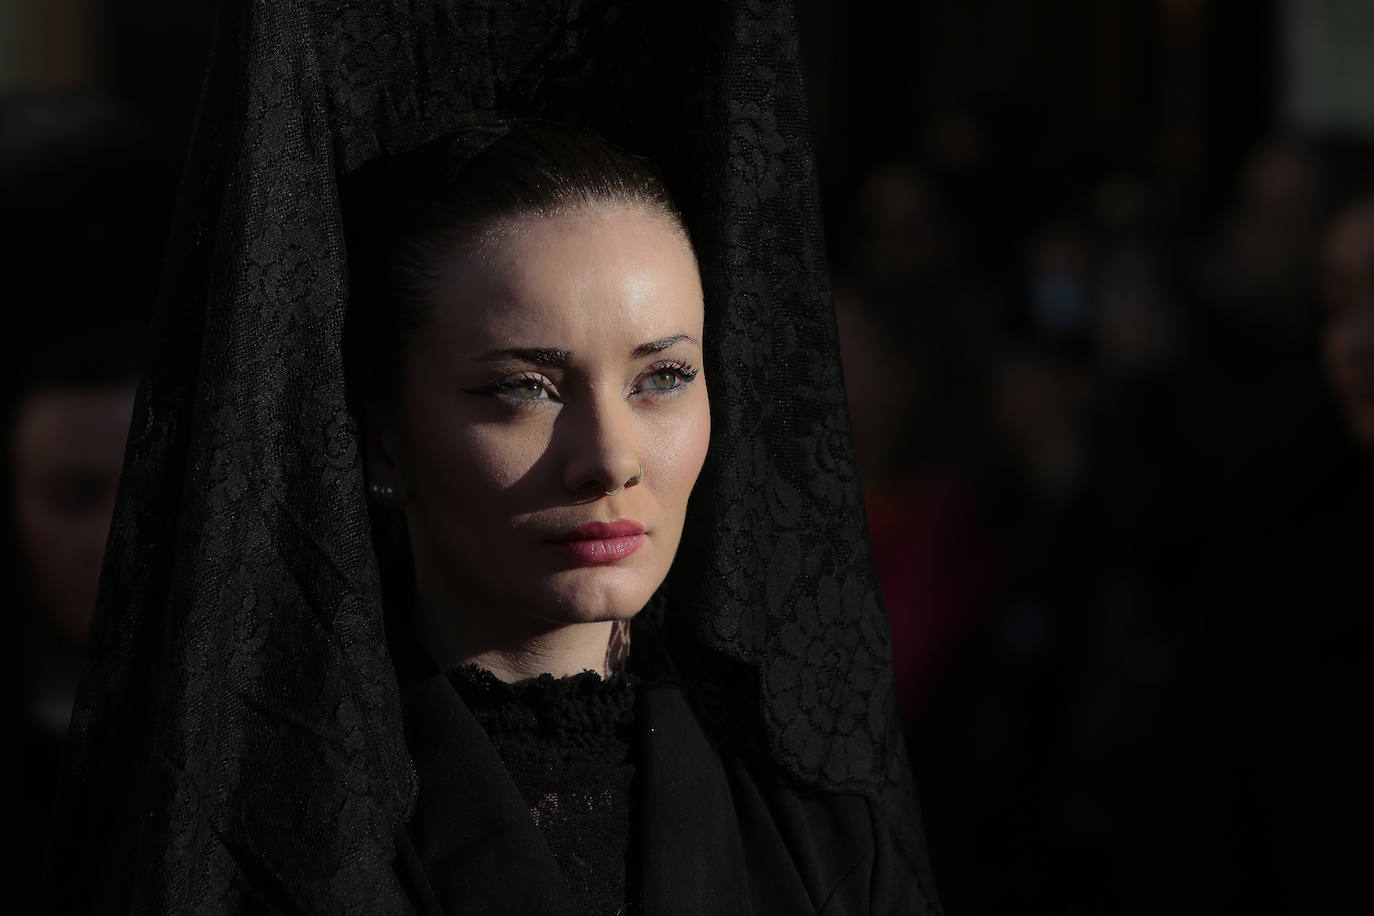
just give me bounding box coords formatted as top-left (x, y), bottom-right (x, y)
top-left (557, 519), bottom-right (646, 541)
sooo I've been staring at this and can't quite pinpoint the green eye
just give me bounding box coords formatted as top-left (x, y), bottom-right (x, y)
top-left (508, 379), bottom-right (547, 399)
top-left (468, 374), bottom-right (555, 403)
top-left (636, 363), bottom-right (698, 395)
top-left (642, 369), bottom-right (681, 390)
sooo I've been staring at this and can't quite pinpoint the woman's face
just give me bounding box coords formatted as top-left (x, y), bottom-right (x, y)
top-left (375, 203), bottom-right (710, 639)
top-left (10, 384), bottom-right (136, 646)
top-left (1319, 201), bottom-right (1374, 449)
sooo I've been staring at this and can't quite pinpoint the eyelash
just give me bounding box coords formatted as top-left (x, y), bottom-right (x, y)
top-left (634, 360), bottom-right (699, 398)
top-left (469, 372), bottom-right (555, 405)
top-left (468, 361), bottom-right (700, 406)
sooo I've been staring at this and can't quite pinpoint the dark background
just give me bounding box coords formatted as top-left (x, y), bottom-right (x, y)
top-left (4, 2), bottom-right (1372, 913)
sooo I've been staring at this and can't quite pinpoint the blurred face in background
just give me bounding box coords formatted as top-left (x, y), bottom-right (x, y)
top-left (10, 384), bottom-right (136, 645)
top-left (1318, 200), bottom-right (1374, 450)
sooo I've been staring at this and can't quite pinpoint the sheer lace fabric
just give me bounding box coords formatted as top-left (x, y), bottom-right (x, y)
top-left (448, 665), bottom-right (639, 915)
top-left (45, 2), bottom-right (938, 912)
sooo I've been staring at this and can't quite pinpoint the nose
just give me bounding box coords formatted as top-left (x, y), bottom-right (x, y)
top-left (561, 397), bottom-right (643, 496)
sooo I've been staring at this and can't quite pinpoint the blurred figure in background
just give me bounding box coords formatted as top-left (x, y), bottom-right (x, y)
top-left (1320, 194), bottom-right (1374, 449)
top-left (0, 89), bottom-right (172, 911)
top-left (817, 8), bottom-right (1372, 913)
top-left (832, 155), bottom-right (1004, 737)
top-left (834, 284), bottom-right (1000, 736)
top-left (913, 209), bottom-right (1123, 916)
top-left (5, 331), bottom-right (141, 730)
top-left (1192, 137), bottom-right (1321, 343)
top-left (1165, 158), bottom-right (1374, 914)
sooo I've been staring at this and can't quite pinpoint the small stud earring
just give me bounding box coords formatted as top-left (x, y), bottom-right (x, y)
top-left (367, 481), bottom-right (405, 507)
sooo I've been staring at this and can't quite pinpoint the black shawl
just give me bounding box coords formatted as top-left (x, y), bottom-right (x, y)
top-left (41, 2), bottom-right (941, 912)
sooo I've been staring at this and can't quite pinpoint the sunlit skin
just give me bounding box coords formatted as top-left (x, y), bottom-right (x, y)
top-left (370, 204), bottom-right (710, 681)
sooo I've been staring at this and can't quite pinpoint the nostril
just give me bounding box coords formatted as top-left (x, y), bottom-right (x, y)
top-left (559, 400), bottom-right (642, 495)
top-left (598, 466), bottom-right (642, 496)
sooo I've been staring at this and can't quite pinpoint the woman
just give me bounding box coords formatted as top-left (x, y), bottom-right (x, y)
top-left (354, 124), bottom-right (710, 911)
top-left (347, 120), bottom-right (912, 914)
top-left (42, 3), bottom-right (942, 913)
top-left (344, 123), bottom-right (711, 688)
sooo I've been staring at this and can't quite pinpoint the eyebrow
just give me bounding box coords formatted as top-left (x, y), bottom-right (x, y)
top-left (476, 334), bottom-right (699, 366)
top-left (476, 346), bottom-right (572, 366)
top-left (631, 333), bottom-right (698, 358)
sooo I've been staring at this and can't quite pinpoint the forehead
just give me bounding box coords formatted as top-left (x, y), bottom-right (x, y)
top-left (427, 204), bottom-right (703, 352)
top-left (11, 386), bottom-right (136, 466)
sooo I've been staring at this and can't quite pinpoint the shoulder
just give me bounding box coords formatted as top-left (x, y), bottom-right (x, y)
top-left (641, 682), bottom-right (941, 915)
top-left (725, 767), bottom-right (941, 916)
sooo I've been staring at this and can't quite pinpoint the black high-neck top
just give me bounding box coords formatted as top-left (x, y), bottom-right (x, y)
top-left (447, 665), bottom-right (641, 915)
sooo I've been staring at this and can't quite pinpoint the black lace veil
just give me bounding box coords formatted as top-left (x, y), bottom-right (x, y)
top-left (43, 1), bottom-right (934, 911)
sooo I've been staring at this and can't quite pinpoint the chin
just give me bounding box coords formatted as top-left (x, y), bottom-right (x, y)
top-left (533, 567), bottom-right (661, 625)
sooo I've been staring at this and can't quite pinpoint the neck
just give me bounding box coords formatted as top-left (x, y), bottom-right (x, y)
top-left (457, 621), bottom-right (618, 683)
top-left (412, 579), bottom-right (624, 682)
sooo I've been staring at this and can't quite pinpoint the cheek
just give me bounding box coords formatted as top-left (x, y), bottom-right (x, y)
top-left (13, 490), bottom-right (112, 637)
top-left (13, 484), bottom-right (112, 563)
top-left (456, 427), bottom-right (534, 488)
top-left (15, 496), bottom-right (75, 569)
top-left (645, 398), bottom-right (711, 507)
top-left (400, 408), bottom-right (550, 519)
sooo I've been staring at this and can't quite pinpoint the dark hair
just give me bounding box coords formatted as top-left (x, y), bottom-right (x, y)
top-left (345, 121), bottom-right (691, 409)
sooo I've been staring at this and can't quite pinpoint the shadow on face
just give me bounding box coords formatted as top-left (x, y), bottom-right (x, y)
top-left (367, 204), bottom-right (710, 663)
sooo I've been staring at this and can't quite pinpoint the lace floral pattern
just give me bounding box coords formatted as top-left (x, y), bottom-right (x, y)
top-left (448, 665), bottom-right (639, 914)
top-left (47, 1), bottom-right (936, 912)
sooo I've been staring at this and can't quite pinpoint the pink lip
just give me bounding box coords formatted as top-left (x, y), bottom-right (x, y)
top-left (554, 519), bottom-right (646, 564)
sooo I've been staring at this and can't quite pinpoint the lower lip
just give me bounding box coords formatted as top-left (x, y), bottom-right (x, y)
top-left (555, 534), bottom-right (644, 564)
